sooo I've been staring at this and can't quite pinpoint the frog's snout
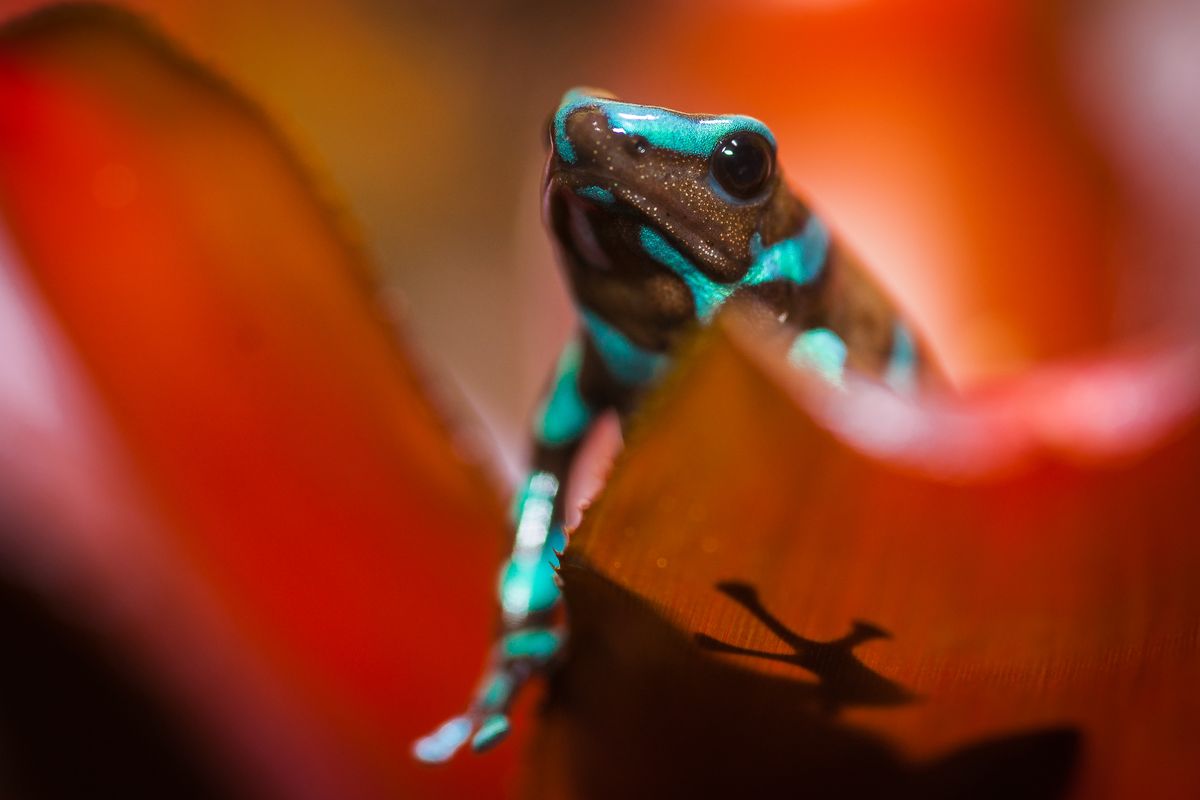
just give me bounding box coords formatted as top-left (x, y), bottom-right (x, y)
top-left (552, 88), bottom-right (619, 165)
top-left (556, 106), bottom-right (604, 158)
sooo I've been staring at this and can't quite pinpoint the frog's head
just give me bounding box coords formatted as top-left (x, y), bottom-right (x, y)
top-left (543, 88), bottom-right (808, 289)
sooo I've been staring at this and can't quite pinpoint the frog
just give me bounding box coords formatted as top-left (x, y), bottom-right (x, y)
top-left (413, 88), bottom-right (932, 763)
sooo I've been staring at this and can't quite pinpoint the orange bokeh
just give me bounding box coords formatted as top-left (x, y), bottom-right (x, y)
top-left (606, 0), bottom-right (1120, 383)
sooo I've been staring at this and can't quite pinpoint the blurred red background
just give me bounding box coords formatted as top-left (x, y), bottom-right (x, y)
top-left (5, 0), bottom-right (1179, 450)
top-left (1, 0), bottom-right (1198, 798)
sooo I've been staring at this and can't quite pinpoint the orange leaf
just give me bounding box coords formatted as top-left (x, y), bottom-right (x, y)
top-left (533, 318), bottom-right (1200, 799)
top-left (610, 0), bottom-right (1119, 381)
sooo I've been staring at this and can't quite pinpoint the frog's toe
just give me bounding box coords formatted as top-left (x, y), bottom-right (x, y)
top-left (470, 713), bottom-right (511, 752)
top-left (413, 715), bottom-right (474, 764)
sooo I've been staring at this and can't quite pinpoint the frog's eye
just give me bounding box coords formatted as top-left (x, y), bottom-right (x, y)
top-left (711, 131), bottom-right (774, 201)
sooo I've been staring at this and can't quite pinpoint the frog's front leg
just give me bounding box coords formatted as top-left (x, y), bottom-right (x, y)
top-left (414, 333), bottom-right (609, 763)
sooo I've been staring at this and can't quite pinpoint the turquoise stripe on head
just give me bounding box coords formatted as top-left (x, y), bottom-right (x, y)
top-left (553, 88), bottom-right (595, 164)
top-left (554, 88), bottom-right (775, 165)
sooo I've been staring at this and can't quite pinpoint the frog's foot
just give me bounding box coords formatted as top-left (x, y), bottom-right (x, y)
top-left (412, 715), bottom-right (474, 764)
top-left (412, 626), bottom-right (564, 764)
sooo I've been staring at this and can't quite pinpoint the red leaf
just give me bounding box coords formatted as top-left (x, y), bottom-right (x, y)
top-left (0, 7), bottom-right (513, 797)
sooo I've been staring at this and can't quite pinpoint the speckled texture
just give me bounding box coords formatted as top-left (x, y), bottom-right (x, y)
top-left (544, 89), bottom-right (924, 394)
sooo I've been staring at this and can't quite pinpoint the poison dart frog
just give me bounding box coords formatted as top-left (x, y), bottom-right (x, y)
top-left (414, 88), bottom-right (932, 762)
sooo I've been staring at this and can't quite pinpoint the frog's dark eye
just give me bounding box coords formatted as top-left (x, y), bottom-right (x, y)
top-left (710, 131), bottom-right (774, 201)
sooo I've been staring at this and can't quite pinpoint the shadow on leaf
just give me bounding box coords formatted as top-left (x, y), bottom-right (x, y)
top-left (695, 580), bottom-right (914, 715)
top-left (525, 562), bottom-right (1080, 800)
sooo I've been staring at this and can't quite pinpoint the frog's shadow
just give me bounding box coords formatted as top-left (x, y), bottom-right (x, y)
top-left (532, 563), bottom-right (1080, 800)
top-left (694, 580), bottom-right (915, 716)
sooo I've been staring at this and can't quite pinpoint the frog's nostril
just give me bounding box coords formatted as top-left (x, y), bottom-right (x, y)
top-left (625, 135), bottom-right (650, 157)
top-left (555, 106), bottom-right (608, 163)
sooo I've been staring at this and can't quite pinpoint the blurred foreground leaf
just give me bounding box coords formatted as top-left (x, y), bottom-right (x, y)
top-left (0, 6), bottom-right (514, 798)
top-left (533, 319), bottom-right (1200, 799)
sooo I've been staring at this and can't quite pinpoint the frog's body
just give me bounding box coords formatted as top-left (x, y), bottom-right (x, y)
top-left (414, 89), bottom-right (931, 763)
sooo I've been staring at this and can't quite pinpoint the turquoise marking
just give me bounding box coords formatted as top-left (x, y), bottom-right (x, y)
top-left (885, 323), bottom-right (918, 394)
top-left (471, 715), bottom-right (511, 752)
top-left (553, 88), bottom-right (592, 163)
top-left (499, 551), bottom-right (561, 615)
top-left (480, 673), bottom-right (513, 709)
top-left (508, 470), bottom-right (552, 525)
top-left (499, 524), bottom-right (565, 616)
top-left (554, 88), bottom-right (774, 165)
top-left (640, 226), bottom-right (734, 320)
top-left (533, 338), bottom-right (593, 447)
top-left (501, 472), bottom-right (561, 617)
top-left (576, 185), bottom-right (615, 204)
top-left (581, 308), bottom-right (669, 386)
top-left (639, 217), bottom-right (829, 323)
top-left (502, 628), bottom-right (562, 661)
top-left (789, 327), bottom-right (848, 386)
top-left (744, 217), bottom-right (830, 287)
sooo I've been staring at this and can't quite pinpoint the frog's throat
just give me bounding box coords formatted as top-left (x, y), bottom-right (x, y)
top-left (638, 216), bottom-right (830, 322)
top-left (580, 308), bottom-right (669, 387)
top-left (579, 216), bottom-right (830, 387)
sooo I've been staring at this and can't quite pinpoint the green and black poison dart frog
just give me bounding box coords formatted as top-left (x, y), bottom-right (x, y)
top-left (413, 88), bottom-right (933, 762)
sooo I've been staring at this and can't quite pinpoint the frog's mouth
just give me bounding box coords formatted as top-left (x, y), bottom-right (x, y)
top-left (546, 176), bottom-right (709, 280)
top-left (548, 183), bottom-right (614, 272)
top-left (545, 165), bottom-right (756, 283)
top-left (545, 180), bottom-right (699, 352)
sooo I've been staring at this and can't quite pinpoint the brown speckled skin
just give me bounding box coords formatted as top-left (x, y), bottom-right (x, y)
top-left (534, 96), bottom-right (931, 528)
top-left (418, 97), bottom-right (935, 759)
